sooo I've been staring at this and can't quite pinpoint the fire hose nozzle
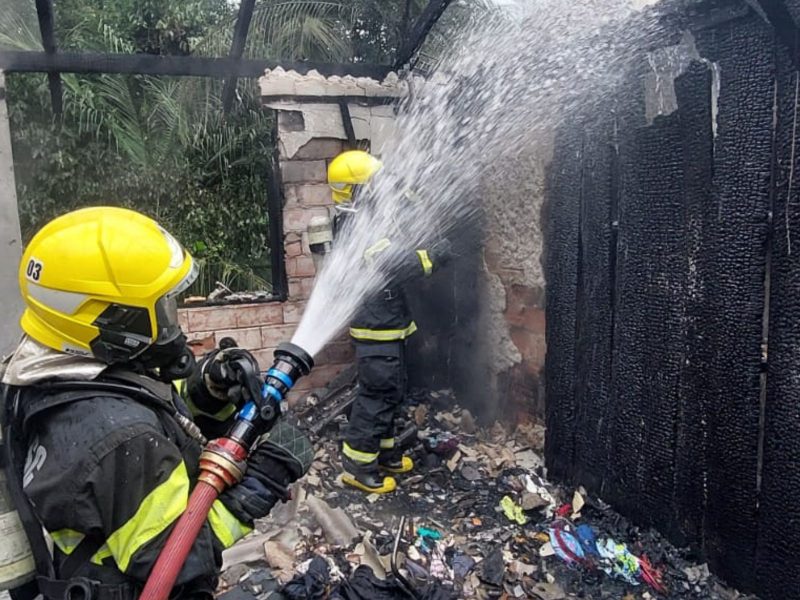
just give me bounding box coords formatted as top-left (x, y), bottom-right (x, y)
top-left (259, 343), bottom-right (314, 423)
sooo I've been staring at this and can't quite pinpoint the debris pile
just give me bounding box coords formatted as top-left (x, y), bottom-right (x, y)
top-left (218, 387), bottom-right (754, 600)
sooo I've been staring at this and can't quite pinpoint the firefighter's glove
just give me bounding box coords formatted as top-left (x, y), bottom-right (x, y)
top-left (430, 238), bottom-right (453, 268)
top-left (193, 346), bottom-right (260, 404)
top-left (220, 421), bottom-right (313, 523)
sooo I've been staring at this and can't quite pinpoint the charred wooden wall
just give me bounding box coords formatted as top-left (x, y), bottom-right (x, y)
top-left (544, 3), bottom-right (800, 596)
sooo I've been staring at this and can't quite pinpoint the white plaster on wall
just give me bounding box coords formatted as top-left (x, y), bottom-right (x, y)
top-left (265, 102), bottom-right (400, 159)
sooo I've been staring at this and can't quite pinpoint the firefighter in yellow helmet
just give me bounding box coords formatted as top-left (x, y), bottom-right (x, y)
top-left (327, 150), bottom-right (452, 494)
top-left (1, 207), bottom-right (311, 600)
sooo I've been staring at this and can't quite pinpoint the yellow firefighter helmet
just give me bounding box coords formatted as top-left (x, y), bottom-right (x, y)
top-left (327, 150), bottom-right (383, 204)
top-left (18, 206), bottom-right (197, 364)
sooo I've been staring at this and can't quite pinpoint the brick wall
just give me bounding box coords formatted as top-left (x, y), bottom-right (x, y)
top-left (480, 144), bottom-right (551, 421)
top-left (175, 66), bottom-right (409, 401)
top-left (177, 136), bottom-right (356, 400)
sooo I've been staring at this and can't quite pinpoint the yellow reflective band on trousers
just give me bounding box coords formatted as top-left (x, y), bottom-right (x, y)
top-left (105, 462), bottom-right (189, 573)
top-left (416, 250), bottom-right (433, 276)
top-left (349, 321), bottom-right (417, 342)
top-left (208, 500), bottom-right (252, 549)
top-left (343, 442), bottom-right (379, 464)
top-left (380, 438), bottom-right (395, 449)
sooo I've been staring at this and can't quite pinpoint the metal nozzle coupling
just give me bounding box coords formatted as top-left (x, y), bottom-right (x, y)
top-left (259, 342), bottom-right (314, 422)
top-left (198, 439), bottom-right (248, 492)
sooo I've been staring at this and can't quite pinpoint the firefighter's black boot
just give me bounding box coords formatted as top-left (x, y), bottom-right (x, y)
top-left (378, 448), bottom-right (414, 474)
top-left (341, 455), bottom-right (397, 494)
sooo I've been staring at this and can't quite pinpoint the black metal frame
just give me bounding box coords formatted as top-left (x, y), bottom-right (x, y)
top-left (222, 0), bottom-right (258, 112)
top-left (33, 0), bottom-right (62, 114)
top-left (394, 0), bottom-right (454, 70)
top-left (0, 50), bottom-right (395, 79)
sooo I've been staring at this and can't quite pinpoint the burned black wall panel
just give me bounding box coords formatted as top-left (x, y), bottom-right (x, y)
top-left (571, 120), bottom-right (615, 492)
top-left (407, 217), bottom-right (487, 409)
top-left (756, 42), bottom-right (800, 599)
top-left (543, 129), bottom-right (583, 481)
top-left (673, 61), bottom-right (715, 548)
top-left (604, 114), bottom-right (686, 536)
top-left (693, 15), bottom-right (773, 589)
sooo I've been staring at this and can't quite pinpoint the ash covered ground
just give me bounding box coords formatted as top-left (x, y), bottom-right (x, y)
top-left (216, 382), bottom-right (755, 600)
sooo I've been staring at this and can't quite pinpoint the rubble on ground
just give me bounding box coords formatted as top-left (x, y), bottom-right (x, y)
top-left (218, 386), bottom-right (755, 600)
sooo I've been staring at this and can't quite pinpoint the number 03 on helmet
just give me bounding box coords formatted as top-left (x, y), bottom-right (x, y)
top-left (18, 206), bottom-right (197, 364)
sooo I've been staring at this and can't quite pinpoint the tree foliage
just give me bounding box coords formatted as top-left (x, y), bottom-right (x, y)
top-left (2, 0), bottom-right (466, 297)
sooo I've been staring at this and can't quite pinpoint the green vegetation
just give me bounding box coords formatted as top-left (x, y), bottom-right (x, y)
top-left (1, 0), bottom-right (473, 297)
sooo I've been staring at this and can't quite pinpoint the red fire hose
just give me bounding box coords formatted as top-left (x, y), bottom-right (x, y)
top-left (139, 437), bottom-right (249, 600)
top-left (139, 342), bottom-right (314, 600)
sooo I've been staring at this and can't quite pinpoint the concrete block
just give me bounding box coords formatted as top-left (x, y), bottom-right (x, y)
top-left (177, 309), bottom-right (190, 333)
top-left (294, 139), bottom-right (344, 160)
top-left (283, 207), bottom-right (329, 233)
top-left (280, 160), bottom-right (327, 184)
top-left (286, 241), bottom-right (303, 258)
top-left (287, 277), bottom-right (316, 300)
top-left (288, 256), bottom-right (316, 278)
top-left (283, 301), bottom-right (306, 324)
top-left (297, 184), bottom-right (332, 206)
top-left (235, 303), bottom-right (285, 328)
top-left (187, 306), bottom-right (238, 331)
top-left (261, 324), bottom-right (298, 348)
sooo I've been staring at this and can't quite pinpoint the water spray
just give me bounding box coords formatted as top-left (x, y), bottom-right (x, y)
top-left (140, 342), bottom-right (313, 600)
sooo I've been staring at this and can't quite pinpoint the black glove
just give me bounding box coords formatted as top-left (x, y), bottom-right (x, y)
top-left (219, 421), bottom-right (313, 524)
top-left (429, 238), bottom-right (453, 268)
top-left (188, 343), bottom-right (261, 407)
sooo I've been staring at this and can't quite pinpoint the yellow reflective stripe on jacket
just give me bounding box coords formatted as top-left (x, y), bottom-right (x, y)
top-left (91, 544), bottom-right (113, 566)
top-left (208, 500), bottom-right (253, 549)
top-left (380, 438), bottom-right (395, 449)
top-left (416, 250), bottom-right (433, 276)
top-left (343, 442), bottom-right (379, 464)
top-left (174, 379), bottom-right (187, 398)
top-left (364, 238), bottom-right (391, 264)
top-left (349, 321), bottom-right (417, 342)
top-left (51, 531), bottom-right (115, 566)
top-left (185, 395), bottom-right (237, 422)
top-left (105, 462), bottom-right (189, 573)
top-left (51, 529), bottom-right (85, 555)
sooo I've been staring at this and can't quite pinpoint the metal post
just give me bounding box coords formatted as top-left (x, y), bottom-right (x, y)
top-left (0, 72), bottom-right (24, 355)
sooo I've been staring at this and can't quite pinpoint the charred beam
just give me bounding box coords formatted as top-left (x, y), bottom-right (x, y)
top-left (0, 50), bottom-right (393, 80)
top-left (34, 0), bottom-right (62, 114)
top-left (221, 0), bottom-right (257, 113)
top-left (338, 100), bottom-right (357, 148)
top-left (262, 94), bottom-right (397, 106)
top-left (394, 0), bottom-right (453, 70)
